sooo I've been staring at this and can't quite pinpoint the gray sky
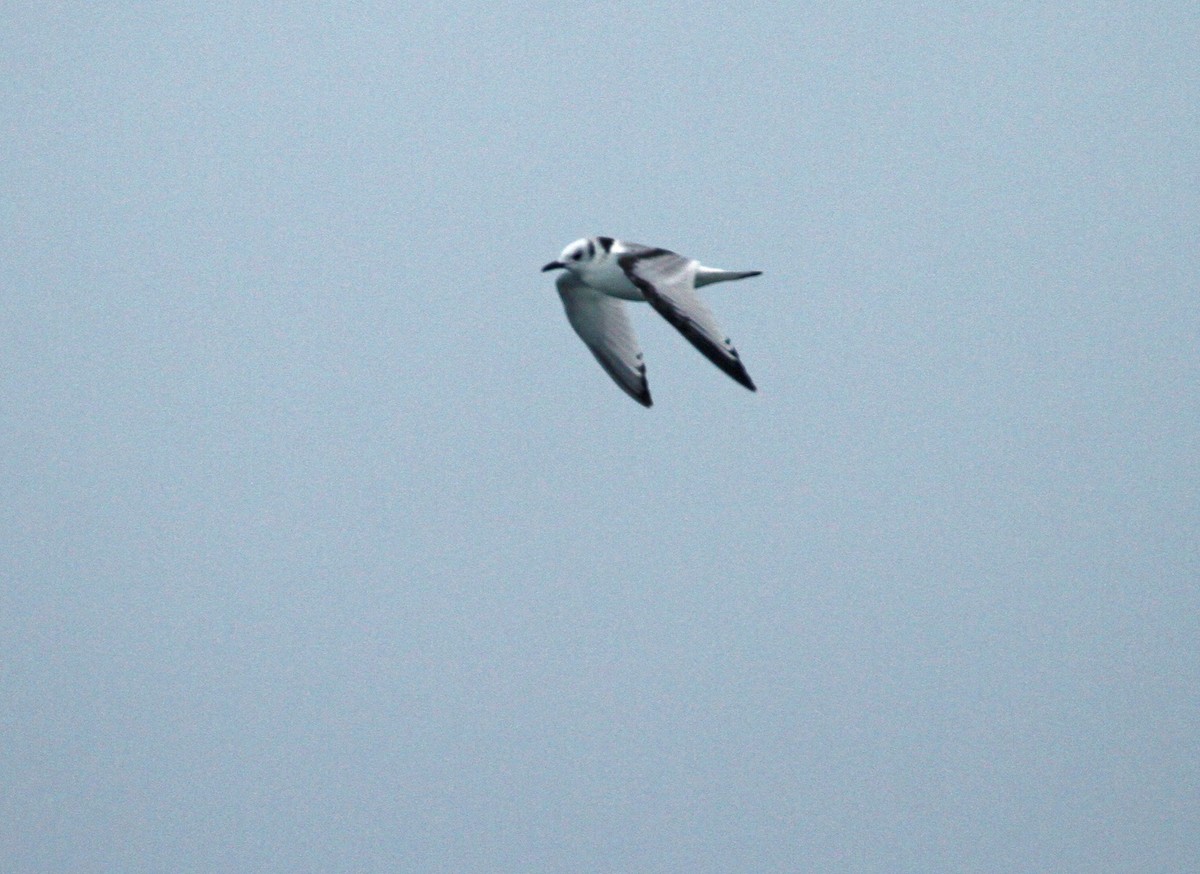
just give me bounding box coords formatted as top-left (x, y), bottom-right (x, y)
top-left (3, 3), bottom-right (1197, 872)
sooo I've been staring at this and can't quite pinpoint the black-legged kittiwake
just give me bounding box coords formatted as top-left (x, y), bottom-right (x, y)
top-left (543, 236), bottom-right (760, 407)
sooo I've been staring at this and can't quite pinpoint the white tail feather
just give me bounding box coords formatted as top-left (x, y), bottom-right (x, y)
top-left (694, 266), bottom-right (763, 288)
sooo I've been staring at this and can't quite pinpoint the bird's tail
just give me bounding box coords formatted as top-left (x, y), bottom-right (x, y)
top-left (694, 267), bottom-right (763, 288)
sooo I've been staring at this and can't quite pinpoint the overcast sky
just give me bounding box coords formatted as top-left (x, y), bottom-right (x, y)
top-left (3, 3), bottom-right (1198, 872)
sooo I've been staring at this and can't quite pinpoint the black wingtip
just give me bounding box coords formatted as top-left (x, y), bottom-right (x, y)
top-left (627, 378), bottom-right (653, 407)
top-left (731, 367), bottom-right (757, 392)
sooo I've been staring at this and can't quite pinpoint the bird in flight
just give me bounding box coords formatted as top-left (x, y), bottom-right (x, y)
top-left (543, 236), bottom-right (761, 407)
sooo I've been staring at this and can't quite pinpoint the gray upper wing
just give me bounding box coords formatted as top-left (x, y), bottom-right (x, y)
top-left (618, 249), bottom-right (757, 392)
top-left (556, 272), bottom-right (652, 407)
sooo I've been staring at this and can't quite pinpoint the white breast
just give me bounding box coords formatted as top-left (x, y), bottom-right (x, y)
top-left (580, 253), bottom-right (645, 301)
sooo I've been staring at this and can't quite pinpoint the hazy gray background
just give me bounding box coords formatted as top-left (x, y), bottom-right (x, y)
top-left (3, 3), bottom-right (1197, 871)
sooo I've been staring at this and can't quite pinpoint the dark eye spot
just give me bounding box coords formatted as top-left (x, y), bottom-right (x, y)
top-left (572, 251), bottom-right (582, 260)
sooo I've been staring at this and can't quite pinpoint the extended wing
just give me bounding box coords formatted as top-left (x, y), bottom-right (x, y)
top-left (556, 272), bottom-right (652, 407)
top-left (618, 249), bottom-right (756, 391)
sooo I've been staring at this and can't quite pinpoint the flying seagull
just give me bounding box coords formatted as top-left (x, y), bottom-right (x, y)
top-left (543, 236), bottom-right (760, 407)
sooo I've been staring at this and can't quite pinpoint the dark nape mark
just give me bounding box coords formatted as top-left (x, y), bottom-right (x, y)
top-left (596, 236), bottom-right (614, 253)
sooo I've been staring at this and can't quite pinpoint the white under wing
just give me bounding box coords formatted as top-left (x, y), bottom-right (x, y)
top-left (556, 272), bottom-right (652, 406)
